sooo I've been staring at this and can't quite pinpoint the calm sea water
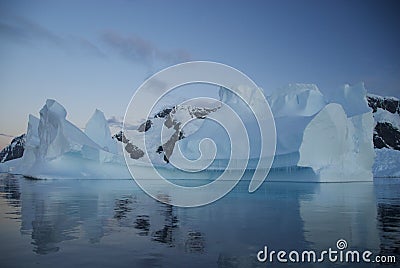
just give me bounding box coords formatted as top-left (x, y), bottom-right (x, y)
top-left (0, 173), bottom-right (399, 267)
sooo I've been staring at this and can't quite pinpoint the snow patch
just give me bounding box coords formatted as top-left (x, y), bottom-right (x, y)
top-left (373, 148), bottom-right (400, 177)
top-left (373, 108), bottom-right (400, 130)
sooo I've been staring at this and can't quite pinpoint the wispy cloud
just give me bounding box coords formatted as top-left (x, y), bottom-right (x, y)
top-left (107, 116), bottom-right (123, 128)
top-left (0, 133), bottom-right (14, 138)
top-left (101, 30), bottom-right (191, 68)
top-left (0, 16), bottom-right (106, 58)
top-left (0, 16), bottom-right (191, 70)
top-left (107, 116), bottom-right (138, 131)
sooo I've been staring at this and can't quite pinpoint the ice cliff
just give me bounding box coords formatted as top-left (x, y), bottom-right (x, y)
top-left (264, 83), bottom-right (374, 181)
top-left (0, 83), bottom-right (398, 180)
top-left (0, 100), bottom-right (128, 178)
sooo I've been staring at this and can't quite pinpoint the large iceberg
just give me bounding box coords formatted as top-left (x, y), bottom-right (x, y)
top-left (272, 83), bottom-right (374, 181)
top-left (298, 103), bottom-right (375, 181)
top-left (170, 83), bottom-right (375, 181)
top-left (219, 83), bottom-right (375, 181)
top-left (0, 82), bottom-right (380, 181)
top-left (5, 100), bottom-right (129, 179)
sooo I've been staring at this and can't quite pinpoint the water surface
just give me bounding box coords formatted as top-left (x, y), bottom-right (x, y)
top-left (0, 173), bottom-right (399, 267)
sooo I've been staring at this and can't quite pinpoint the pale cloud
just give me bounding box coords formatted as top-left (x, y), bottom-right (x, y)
top-left (101, 30), bottom-right (191, 68)
top-left (0, 16), bottom-right (106, 58)
top-left (0, 133), bottom-right (14, 138)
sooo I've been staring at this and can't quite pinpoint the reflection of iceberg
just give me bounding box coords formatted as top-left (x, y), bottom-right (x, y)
top-left (374, 179), bottom-right (400, 260)
top-left (299, 183), bottom-right (380, 251)
top-left (2, 176), bottom-right (205, 255)
top-left (0, 173), bottom-right (391, 265)
top-left (18, 178), bottom-right (108, 254)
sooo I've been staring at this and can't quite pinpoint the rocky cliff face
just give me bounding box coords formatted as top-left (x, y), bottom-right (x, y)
top-left (367, 95), bottom-right (400, 151)
top-left (0, 134), bottom-right (25, 163)
top-left (114, 104), bottom-right (219, 163)
top-left (367, 95), bottom-right (400, 114)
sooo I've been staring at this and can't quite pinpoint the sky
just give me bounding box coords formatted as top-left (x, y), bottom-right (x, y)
top-left (0, 0), bottom-right (399, 149)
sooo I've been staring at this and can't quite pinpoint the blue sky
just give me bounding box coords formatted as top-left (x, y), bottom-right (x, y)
top-left (0, 0), bottom-right (399, 148)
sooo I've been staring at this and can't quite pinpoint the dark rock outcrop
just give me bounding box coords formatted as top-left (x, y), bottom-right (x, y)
top-left (367, 95), bottom-right (400, 151)
top-left (112, 131), bottom-right (144, 159)
top-left (0, 134), bottom-right (26, 163)
top-left (367, 95), bottom-right (400, 114)
top-left (137, 120), bottom-right (152, 132)
top-left (373, 122), bottom-right (400, 150)
top-left (154, 108), bottom-right (173, 119)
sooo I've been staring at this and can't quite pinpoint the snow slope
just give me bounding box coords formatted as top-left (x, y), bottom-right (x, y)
top-left (373, 148), bottom-right (400, 177)
top-left (365, 93), bottom-right (400, 176)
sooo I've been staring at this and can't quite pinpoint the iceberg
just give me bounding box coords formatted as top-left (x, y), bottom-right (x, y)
top-left (84, 109), bottom-right (118, 154)
top-left (271, 83), bottom-right (374, 181)
top-left (172, 83), bottom-right (375, 181)
top-left (329, 83), bottom-right (372, 117)
top-left (36, 99), bottom-right (102, 161)
top-left (211, 83), bottom-right (375, 181)
top-left (5, 100), bottom-right (129, 179)
top-left (298, 103), bottom-right (375, 181)
top-left (0, 82), bottom-right (389, 181)
top-left (265, 84), bottom-right (326, 169)
top-left (268, 83), bottom-right (326, 118)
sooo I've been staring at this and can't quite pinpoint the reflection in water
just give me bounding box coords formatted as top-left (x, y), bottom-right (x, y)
top-left (375, 178), bottom-right (400, 262)
top-left (31, 220), bottom-right (61, 254)
top-left (377, 204), bottom-right (400, 259)
top-left (0, 173), bottom-right (21, 209)
top-left (152, 195), bottom-right (179, 246)
top-left (24, 190), bottom-right (83, 254)
top-left (217, 254), bottom-right (262, 268)
top-left (0, 174), bottom-right (399, 267)
top-left (135, 215), bottom-right (150, 236)
top-left (114, 195), bottom-right (135, 220)
top-left (185, 231), bottom-right (205, 253)
top-left (113, 195), bottom-right (136, 229)
top-left (299, 183), bottom-right (380, 251)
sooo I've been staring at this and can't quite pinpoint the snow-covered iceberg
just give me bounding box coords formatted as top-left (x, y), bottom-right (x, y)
top-left (3, 100), bottom-right (129, 179)
top-left (0, 82), bottom-right (395, 181)
top-left (298, 103), bottom-right (374, 181)
top-left (245, 83), bottom-right (374, 181)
